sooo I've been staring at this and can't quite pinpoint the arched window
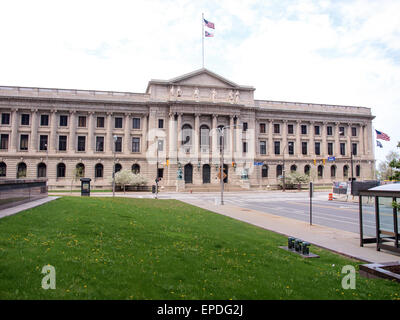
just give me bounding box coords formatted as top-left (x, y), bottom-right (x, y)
top-left (318, 165), bottom-right (323, 179)
top-left (343, 165), bottom-right (349, 178)
top-left (75, 163), bottom-right (85, 178)
top-left (304, 165), bottom-right (310, 176)
top-left (290, 165), bottom-right (297, 173)
top-left (276, 165), bottom-right (283, 177)
top-left (356, 165), bottom-right (361, 177)
top-left (37, 162), bottom-right (47, 178)
top-left (262, 165), bottom-right (268, 178)
top-left (331, 165), bottom-right (336, 178)
top-left (115, 163), bottom-right (122, 173)
top-left (57, 163), bottom-right (66, 178)
top-left (200, 125), bottom-right (210, 151)
top-left (17, 162), bottom-right (27, 178)
top-left (182, 124), bottom-right (192, 146)
top-left (132, 164), bottom-right (140, 174)
top-left (95, 163), bottom-right (103, 178)
top-left (0, 162), bottom-right (6, 177)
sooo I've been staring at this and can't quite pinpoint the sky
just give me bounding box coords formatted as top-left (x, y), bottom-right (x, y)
top-left (0, 0), bottom-right (399, 165)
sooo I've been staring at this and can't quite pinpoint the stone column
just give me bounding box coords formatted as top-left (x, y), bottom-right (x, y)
top-left (282, 120), bottom-right (288, 156)
top-left (30, 109), bottom-right (38, 152)
top-left (106, 112), bottom-right (113, 153)
top-left (296, 120), bottom-right (301, 156)
top-left (177, 113), bottom-right (182, 159)
top-left (194, 113), bottom-right (200, 159)
top-left (268, 119), bottom-right (273, 156)
top-left (142, 113), bottom-right (148, 153)
top-left (347, 123), bottom-right (352, 156)
top-left (360, 123), bottom-right (365, 156)
top-left (87, 111), bottom-right (95, 153)
top-left (334, 122), bottom-right (340, 156)
top-left (168, 112), bottom-right (175, 160)
top-left (230, 115), bottom-right (234, 158)
top-left (309, 121), bottom-right (315, 156)
top-left (10, 109), bottom-right (19, 152)
top-left (321, 121), bottom-right (327, 157)
top-left (69, 110), bottom-right (77, 152)
top-left (124, 113), bottom-right (131, 154)
top-left (49, 110), bottom-right (57, 153)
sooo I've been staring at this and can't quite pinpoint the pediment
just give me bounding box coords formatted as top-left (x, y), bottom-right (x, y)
top-left (169, 68), bottom-right (239, 88)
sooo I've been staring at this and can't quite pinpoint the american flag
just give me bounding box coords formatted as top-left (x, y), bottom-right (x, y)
top-left (205, 31), bottom-right (214, 37)
top-left (203, 18), bottom-right (215, 29)
top-left (375, 129), bottom-right (390, 141)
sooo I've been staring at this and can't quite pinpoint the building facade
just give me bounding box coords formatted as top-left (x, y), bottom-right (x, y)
top-left (0, 68), bottom-right (375, 190)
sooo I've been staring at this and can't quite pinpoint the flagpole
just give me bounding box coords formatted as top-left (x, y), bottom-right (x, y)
top-left (202, 13), bottom-right (204, 68)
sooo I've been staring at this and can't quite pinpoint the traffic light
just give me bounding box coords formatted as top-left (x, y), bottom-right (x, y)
top-left (313, 159), bottom-right (316, 165)
top-left (322, 159), bottom-right (326, 165)
top-left (232, 162), bottom-right (236, 168)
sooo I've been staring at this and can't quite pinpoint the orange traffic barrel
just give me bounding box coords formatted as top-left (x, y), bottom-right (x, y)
top-left (328, 193), bottom-right (333, 201)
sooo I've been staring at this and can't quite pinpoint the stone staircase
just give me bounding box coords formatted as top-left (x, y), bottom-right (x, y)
top-left (160, 183), bottom-right (247, 192)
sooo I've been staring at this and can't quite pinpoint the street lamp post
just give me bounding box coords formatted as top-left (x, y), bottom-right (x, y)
top-left (217, 124), bottom-right (242, 205)
top-left (112, 135), bottom-right (118, 197)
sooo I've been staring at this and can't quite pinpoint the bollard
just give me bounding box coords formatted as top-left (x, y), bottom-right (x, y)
top-left (301, 242), bottom-right (310, 255)
top-left (294, 239), bottom-right (302, 252)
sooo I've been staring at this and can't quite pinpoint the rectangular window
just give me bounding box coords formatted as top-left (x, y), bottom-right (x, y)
top-left (327, 126), bottom-right (333, 136)
top-left (96, 136), bottom-right (104, 152)
top-left (340, 143), bottom-right (346, 155)
top-left (97, 117), bottom-right (105, 128)
top-left (260, 141), bottom-right (266, 155)
top-left (77, 136), bottom-right (86, 152)
top-left (302, 142), bottom-right (308, 155)
top-left (21, 114), bottom-right (30, 125)
top-left (328, 142), bottom-right (333, 156)
top-left (288, 141), bottom-right (294, 155)
top-left (115, 137), bottom-right (122, 152)
top-left (352, 143), bottom-right (357, 156)
top-left (314, 126), bottom-right (320, 135)
top-left (40, 114), bottom-right (49, 126)
top-left (158, 119), bottom-right (164, 129)
top-left (115, 117), bottom-right (123, 128)
top-left (301, 125), bottom-right (307, 134)
top-left (339, 127), bottom-right (345, 136)
top-left (58, 135), bottom-right (67, 151)
top-left (288, 124), bottom-right (294, 134)
top-left (20, 134), bottom-right (29, 150)
top-left (352, 127), bottom-right (357, 137)
top-left (78, 116), bottom-right (86, 127)
top-left (132, 137), bottom-right (140, 152)
top-left (273, 123), bottom-right (280, 134)
top-left (59, 115), bottom-right (68, 127)
top-left (1, 113), bottom-right (10, 125)
top-left (315, 142), bottom-right (320, 155)
top-left (0, 134), bottom-right (9, 150)
top-left (243, 122), bottom-right (248, 132)
top-left (133, 118), bottom-right (141, 129)
top-left (39, 135), bottom-right (48, 151)
top-left (243, 142), bottom-right (247, 153)
top-left (274, 141), bottom-right (280, 155)
top-left (259, 123), bottom-right (266, 133)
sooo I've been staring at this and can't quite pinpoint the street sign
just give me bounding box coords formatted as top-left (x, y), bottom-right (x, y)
top-left (254, 162), bottom-right (263, 166)
top-left (327, 156), bottom-right (336, 161)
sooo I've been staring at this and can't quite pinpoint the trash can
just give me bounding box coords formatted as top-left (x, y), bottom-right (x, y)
top-left (80, 178), bottom-right (92, 197)
top-left (152, 185), bottom-right (156, 194)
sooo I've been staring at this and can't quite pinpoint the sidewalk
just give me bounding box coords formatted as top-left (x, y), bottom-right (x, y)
top-left (181, 198), bottom-right (400, 264)
top-left (0, 196), bottom-right (59, 219)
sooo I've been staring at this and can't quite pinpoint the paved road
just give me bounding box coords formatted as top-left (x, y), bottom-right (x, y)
top-left (150, 191), bottom-right (392, 236)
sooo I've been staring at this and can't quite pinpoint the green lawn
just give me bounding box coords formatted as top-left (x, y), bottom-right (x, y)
top-left (0, 197), bottom-right (398, 300)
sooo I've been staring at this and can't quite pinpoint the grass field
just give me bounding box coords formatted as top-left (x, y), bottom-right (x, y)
top-left (0, 197), bottom-right (398, 300)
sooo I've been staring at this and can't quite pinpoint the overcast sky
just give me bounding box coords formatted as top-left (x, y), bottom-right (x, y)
top-left (1, 0), bottom-right (399, 164)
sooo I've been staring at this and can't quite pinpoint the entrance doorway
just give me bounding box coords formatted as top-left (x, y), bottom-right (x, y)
top-left (184, 164), bottom-right (193, 184)
top-left (202, 164), bottom-right (210, 184)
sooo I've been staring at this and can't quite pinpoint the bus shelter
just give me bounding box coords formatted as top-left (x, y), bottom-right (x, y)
top-left (359, 184), bottom-right (400, 254)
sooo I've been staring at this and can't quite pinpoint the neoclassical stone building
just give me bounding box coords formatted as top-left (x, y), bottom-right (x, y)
top-left (0, 68), bottom-right (375, 190)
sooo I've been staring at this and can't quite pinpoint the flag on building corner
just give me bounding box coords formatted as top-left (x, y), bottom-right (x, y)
top-left (375, 129), bottom-right (390, 141)
top-left (203, 18), bottom-right (215, 29)
top-left (205, 31), bottom-right (214, 37)
top-left (376, 140), bottom-right (383, 148)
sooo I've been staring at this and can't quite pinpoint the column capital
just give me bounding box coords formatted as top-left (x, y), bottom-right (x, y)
top-left (282, 119), bottom-right (288, 123)
top-left (268, 119), bottom-right (274, 123)
top-left (195, 113), bottom-right (201, 118)
top-left (335, 121), bottom-right (340, 126)
top-left (69, 109), bottom-right (77, 114)
top-left (51, 109), bottom-right (58, 113)
top-left (88, 111), bottom-right (95, 115)
top-left (124, 112), bottom-right (131, 117)
top-left (296, 119), bottom-right (301, 124)
top-left (31, 108), bottom-right (38, 113)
